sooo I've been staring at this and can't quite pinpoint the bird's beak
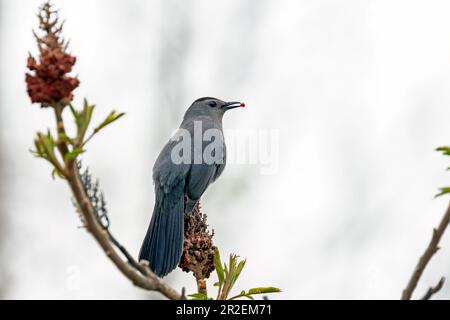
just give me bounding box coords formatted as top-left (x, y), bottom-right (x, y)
top-left (223, 101), bottom-right (245, 110)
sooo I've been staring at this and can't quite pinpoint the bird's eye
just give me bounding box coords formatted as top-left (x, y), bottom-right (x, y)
top-left (209, 101), bottom-right (217, 108)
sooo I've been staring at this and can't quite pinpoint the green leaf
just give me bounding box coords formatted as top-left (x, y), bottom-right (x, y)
top-left (35, 130), bottom-right (57, 163)
top-left (69, 104), bottom-right (82, 128)
top-left (71, 99), bottom-right (96, 144)
top-left (93, 110), bottom-right (125, 135)
top-left (32, 131), bottom-right (66, 179)
top-left (58, 133), bottom-right (75, 145)
top-left (248, 287), bottom-right (282, 295)
top-left (80, 99), bottom-right (95, 137)
top-left (233, 259), bottom-right (246, 285)
top-left (437, 146), bottom-right (450, 156)
top-left (188, 293), bottom-right (208, 300)
top-left (228, 254), bottom-right (237, 277)
top-left (228, 290), bottom-right (256, 300)
top-left (43, 130), bottom-right (56, 149)
top-left (64, 148), bottom-right (85, 161)
top-left (230, 287), bottom-right (281, 300)
top-left (228, 290), bottom-right (250, 300)
top-left (435, 187), bottom-right (450, 198)
top-left (214, 248), bottom-right (225, 285)
top-left (32, 138), bottom-right (45, 157)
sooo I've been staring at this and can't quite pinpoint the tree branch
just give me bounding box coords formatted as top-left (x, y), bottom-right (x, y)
top-left (28, 2), bottom-right (183, 300)
top-left (421, 277), bottom-right (445, 300)
top-left (401, 201), bottom-right (450, 300)
top-left (54, 106), bottom-right (182, 300)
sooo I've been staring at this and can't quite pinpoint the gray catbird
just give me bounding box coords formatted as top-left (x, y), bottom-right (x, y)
top-left (139, 97), bottom-right (245, 277)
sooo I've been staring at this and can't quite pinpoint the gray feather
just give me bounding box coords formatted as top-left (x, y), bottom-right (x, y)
top-left (139, 97), bottom-right (242, 277)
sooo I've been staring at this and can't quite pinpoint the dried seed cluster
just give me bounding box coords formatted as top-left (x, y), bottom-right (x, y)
top-left (25, 2), bottom-right (79, 107)
top-left (179, 201), bottom-right (216, 280)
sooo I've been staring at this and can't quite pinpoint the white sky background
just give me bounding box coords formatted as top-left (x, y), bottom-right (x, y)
top-left (1, 0), bottom-right (450, 299)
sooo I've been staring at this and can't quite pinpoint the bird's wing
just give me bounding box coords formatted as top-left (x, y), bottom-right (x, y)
top-left (153, 138), bottom-right (190, 194)
top-left (185, 163), bottom-right (217, 201)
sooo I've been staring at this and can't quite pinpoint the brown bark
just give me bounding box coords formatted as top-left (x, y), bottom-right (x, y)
top-left (401, 202), bottom-right (450, 300)
top-left (53, 106), bottom-right (182, 300)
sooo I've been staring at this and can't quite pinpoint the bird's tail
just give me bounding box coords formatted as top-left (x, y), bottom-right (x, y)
top-left (139, 183), bottom-right (184, 277)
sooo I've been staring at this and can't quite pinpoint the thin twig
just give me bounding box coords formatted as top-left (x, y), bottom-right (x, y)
top-left (421, 277), bottom-right (445, 300)
top-left (401, 201), bottom-right (450, 300)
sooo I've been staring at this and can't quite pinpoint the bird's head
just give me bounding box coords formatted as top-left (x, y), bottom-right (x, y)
top-left (184, 97), bottom-right (245, 120)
